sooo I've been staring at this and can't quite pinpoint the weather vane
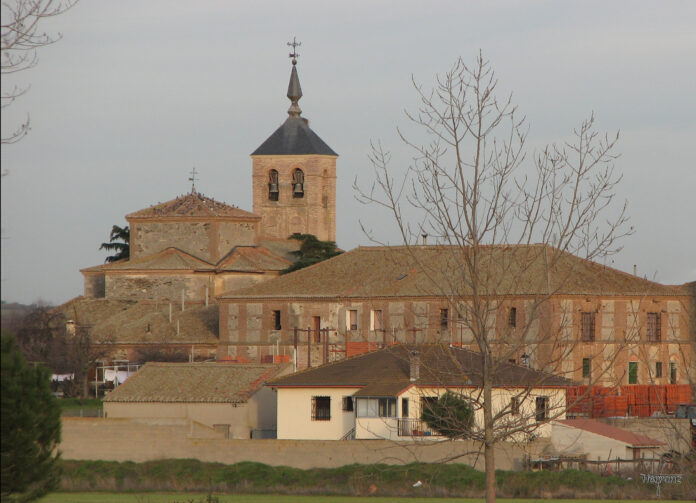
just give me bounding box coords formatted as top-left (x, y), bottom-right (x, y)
top-left (188, 167), bottom-right (198, 193)
top-left (287, 37), bottom-right (301, 65)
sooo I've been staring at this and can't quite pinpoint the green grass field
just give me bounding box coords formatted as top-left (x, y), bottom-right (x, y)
top-left (38, 494), bottom-right (659, 503)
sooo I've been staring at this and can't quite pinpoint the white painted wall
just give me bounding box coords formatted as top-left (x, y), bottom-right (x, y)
top-left (276, 387), bottom-right (360, 440)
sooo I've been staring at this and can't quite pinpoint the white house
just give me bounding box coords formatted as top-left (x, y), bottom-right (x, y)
top-left (267, 344), bottom-right (572, 441)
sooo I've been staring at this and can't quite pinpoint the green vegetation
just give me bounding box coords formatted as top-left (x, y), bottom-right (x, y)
top-left (100, 224), bottom-right (129, 263)
top-left (57, 398), bottom-right (102, 411)
top-left (1, 334), bottom-right (62, 502)
top-left (421, 392), bottom-right (474, 438)
top-left (54, 459), bottom-right (694, 500)
top-left (37, 493), bottom-right (665, 503)
top-left (282, 233), bottom-right (342, 273)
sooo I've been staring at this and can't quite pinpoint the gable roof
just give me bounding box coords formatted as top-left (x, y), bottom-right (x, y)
top-left (81, 247), bottom-right (214, 273)
top-left (126, 191), bottom-right (259, 220)
top-left (268, 344), bottom-right (573, 393)
top-left (556, 419), bottom-right (665, 447)
top-left (54, 297), bottom-right (219, 344)
top-left (103, 362), bottom-right (288, 403)
top-left (251, 116), bottom-right (337, 156)
top-left (217, 246), bottom-right (291, 272)
top-left (220, 245), bottom-right (682, 299)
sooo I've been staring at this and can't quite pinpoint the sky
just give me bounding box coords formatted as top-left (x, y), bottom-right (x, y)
top-left (1, 0), bottom-right (695, 306)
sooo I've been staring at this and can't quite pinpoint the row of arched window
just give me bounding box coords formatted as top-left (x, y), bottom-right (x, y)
top-left (268, 169), bottom-right (304, 200)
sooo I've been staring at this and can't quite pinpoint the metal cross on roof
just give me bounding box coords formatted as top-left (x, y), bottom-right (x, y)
top-left (188, 167), bottom-right (198, 193)
top-left (287, 37), bottom-right (301, 65)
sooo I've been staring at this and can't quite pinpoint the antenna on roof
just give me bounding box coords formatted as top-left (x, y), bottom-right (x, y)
top-left (188, 167), bottom-right (198, 193)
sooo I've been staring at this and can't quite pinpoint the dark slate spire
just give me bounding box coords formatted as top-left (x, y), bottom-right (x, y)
top-left (287, 64), bottom-right (303, 117)
top-left (250, 39), bottom-right (338, 157)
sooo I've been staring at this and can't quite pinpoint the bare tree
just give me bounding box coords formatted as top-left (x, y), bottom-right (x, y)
top-left (1, 0), bottom-right (78, 144)
top-left (356, 53), bottom-right (633, 502)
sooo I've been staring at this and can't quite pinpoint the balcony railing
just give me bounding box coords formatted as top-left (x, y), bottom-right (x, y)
top-left (397, 418), bottom-right (440, 437)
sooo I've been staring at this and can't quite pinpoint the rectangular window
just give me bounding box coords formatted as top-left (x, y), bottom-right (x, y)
top-left (371, 309), bottom-right (383, 331)
top-left (647, 312), bottom-right (661, 342)
top-left (511, 397), bottom-right (520, 416)
top-left (342, 396), bottom-right (354, 412)
top-left (311, 396), bottom-right (331, 421)
top-left (508, 307), bottom-right (517, 327)
top-left (670, 363), bottom-right (677, 384)
top-left (356, 397), bottom-right (396, 417)
top-left (582, 358), bottom-right (591, 379)
top-left (440, 308), bottom-right (449, 329)
top-left (581, 312), bottom-right (595, 342)
top-left (535, 396), bottom-right (549, 422)
top-left (272, 310), bottom-right (282, 330)
top-left (655, 362), bottom-right (663, 378)
top-left (401, 398), bottom-right (409, 418)
top-left (347, 309), bottom-right (358, 331)
top-left (628, 361), bottom-right (638, 384)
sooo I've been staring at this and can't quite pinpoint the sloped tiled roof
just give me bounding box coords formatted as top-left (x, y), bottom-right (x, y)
top-left (217, 246), bottom-right (291, 272)
top-left (81, 248), bottom-right (214, 273)
top-left (54, 298), bottom-right (218, 344)
top-left (268, 344), bottom-right (572, 392)
top-left (104, 362), bottom-right (288, 403)
top-left (126, 191), bottom-right (260, 220)
top-left (251, 116), bottom-right (337, 156)
top-left (221, 245), bottom-right (682, 299)
top-left (557, 419), bottom-right (665, 447)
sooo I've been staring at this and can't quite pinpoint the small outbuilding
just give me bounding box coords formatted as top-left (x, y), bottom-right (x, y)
top-left (103, 362), bottom-right (290, 439)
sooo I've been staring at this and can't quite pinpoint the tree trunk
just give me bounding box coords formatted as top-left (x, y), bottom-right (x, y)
top-left (483, 362), bottom-right (496, 503)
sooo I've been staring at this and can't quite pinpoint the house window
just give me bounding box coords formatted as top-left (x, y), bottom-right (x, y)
top-left (535, 396), bottom-right (549, 422)
top-left (342, 396), bottom-right (354, 412)
top-left (268, 170), bottom-right (279, 201)
top-left (371, 309), bottom-right (383, 331)
top-left (292, 169), bottom-right (304, 198)
top-left (311, 396), bottom-right (331, 421)
top-left (581, 312), bottom-right (595, 342)
top-left (582, 358), bottom-right (591, 379)
top-left (508, 307), bottom-right (517, 327)
top-left (355, 397), bottom-right (396, 417)
top-left (440, 308), bottom-right (448, 329)
top-left (347, 309), bottom-right (358, 331)
top-left (401, 398), bottom-right (409, 418)
top-left (670, 363), bottom-right (677, 384)
top-left (647, 312), bottom-right (661, 342)
top-left (628, 361), bottom-right (638, 384)
top-left (655, 362), bottom-right (663, 378)
top-left (272, 310), bottom-right (281, 331)
top-left (511, 397), bottom-right (520, 416)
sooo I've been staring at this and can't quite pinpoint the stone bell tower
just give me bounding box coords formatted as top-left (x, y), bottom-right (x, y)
top-left (251, 41), bottom-right (338, 242)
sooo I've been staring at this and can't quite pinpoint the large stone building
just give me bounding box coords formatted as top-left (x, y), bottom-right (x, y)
top-left (218, 245), bottom-right (693, 388)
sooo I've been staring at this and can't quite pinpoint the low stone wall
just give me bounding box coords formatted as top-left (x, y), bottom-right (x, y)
top-left (61, 418), bottom-right (544, 471)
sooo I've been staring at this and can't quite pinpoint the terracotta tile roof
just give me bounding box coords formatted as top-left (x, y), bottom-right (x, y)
top-left (103, 362), bottom-right (289, 403)
top-left (221, 245), bottom-right (682, 299)
top-left (268, 344), bottom-right (573, 392)
top-left (126, 191), bottom-right (260, 220)
top-left (217, 246), bottom-right (291, 272)
top-left (81, 248), bottom-right (214, 273)
top-left (557, 419), bottom-right (665, 447)
top-left (54, 298), bottom-right (218, 344)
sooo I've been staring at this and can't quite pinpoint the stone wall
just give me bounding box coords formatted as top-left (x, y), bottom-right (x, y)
top-left (130, 220), bottom-right (257, 263)
top-left (60, 417), bottom-right (541, 470)
top-left (83, 273), bottom-right (105, 298)
top-left (106, 273), bottom-right (213, 302)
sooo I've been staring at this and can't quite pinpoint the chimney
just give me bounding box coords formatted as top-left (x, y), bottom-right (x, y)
top-left (633, 264), bottom-right (637, 276)
top-left (410, 351), bottom-right (420, 382)
top-left (421, 233), bottom-right (428, 245)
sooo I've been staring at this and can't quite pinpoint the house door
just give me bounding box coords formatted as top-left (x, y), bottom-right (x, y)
top-left (313, 316), bottom-right (321, 342)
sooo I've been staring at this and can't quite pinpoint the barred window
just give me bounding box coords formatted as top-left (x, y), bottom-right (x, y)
top-left (655, 362), bottom-right (663, 378)
top-left (508, 307), bottom-right (517, 327)
top-left (582, 358), bottom-right (591, 379)
top-left (535, 396), bottom-right (549, 422)
top-left (581, 312), bottom-right (595, 342)
top-left (440, 308), bottom-right (449, 329)
top-left (647, 312), bottom-right (661, 342)
top-left (511, 396), bottom-right (520, 416)
top-left (311, 396), bottom-right (331, 421)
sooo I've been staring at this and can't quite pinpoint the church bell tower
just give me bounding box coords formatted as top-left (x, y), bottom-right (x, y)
top-left (251, 40), bottom-right (338, 242)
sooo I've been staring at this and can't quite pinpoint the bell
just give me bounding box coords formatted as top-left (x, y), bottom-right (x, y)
top-left (269, 183), bottom-right (278, 192)
top-left (293, 183), bottom-right (304, 194)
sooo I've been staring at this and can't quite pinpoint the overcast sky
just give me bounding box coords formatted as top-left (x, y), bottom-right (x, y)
top-left (2, 0), bottom-right (695, 305)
